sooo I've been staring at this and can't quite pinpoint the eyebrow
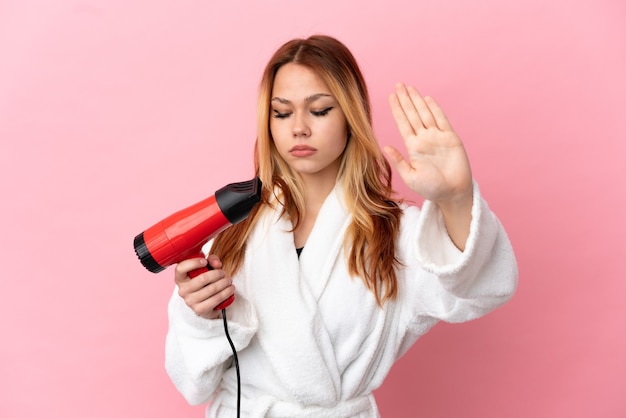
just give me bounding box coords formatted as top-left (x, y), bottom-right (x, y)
top-left (271, 93), bottom-right (333, 104)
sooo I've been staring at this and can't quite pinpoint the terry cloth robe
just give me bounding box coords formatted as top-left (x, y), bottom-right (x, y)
top-left (165, 182), bottom-right (518, 417)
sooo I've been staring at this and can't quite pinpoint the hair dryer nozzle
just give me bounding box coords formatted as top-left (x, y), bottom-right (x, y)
top-left (216, 177), bottom-right (262, 224)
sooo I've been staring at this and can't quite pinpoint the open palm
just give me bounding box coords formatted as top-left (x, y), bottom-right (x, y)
top-left (384, 83), bottom-right (473, 205)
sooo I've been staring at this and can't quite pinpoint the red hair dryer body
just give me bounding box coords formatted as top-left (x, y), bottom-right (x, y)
top-left (134, 177), bottom-right (261, 310)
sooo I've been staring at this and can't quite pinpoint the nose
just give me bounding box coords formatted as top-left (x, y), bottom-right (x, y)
top-left (292, 112), bottom-right (310, 138)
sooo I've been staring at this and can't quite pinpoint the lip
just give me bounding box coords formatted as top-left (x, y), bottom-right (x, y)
top-left (289, 145), bottom-right (317, 157)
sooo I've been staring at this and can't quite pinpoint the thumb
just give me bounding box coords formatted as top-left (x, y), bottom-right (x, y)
top-left (207, 254), bottom-right (223, 269)
top-left (383, 145), bottom-right (413, 180)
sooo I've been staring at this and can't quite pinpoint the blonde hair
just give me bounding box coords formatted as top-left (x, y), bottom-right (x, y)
top-left (211, 35), bottom-right (403, 305)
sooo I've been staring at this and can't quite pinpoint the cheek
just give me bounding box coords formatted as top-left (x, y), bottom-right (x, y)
top-left (327, 119), bottom-right (349, 149)
top-left (270, 134), bottom-right (291, 163)
top-left (333, 138), bottom-right (348, 157)
top-left (269, 123), bottom-right (285, 147)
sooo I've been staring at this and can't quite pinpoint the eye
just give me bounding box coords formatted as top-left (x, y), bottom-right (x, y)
top-left (272, 109), bottom-right (291, 119)
top-left (311, 106), bottom-right (334, 117)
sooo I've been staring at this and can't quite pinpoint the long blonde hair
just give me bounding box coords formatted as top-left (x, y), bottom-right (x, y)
top-left (211, 35), bottom-right (403, 305)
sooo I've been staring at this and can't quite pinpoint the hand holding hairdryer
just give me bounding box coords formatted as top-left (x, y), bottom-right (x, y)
top-left (133, 177), bottom-right (262, 310)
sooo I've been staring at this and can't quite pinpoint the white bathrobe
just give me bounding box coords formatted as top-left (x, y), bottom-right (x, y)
top-left (165, 182), bottom-right (518, 417)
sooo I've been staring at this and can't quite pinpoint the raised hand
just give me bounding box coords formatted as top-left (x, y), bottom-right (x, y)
top-left (384, 83), bottom-right (473, 204)
top-left (384, 83), bottom-right (474, 249)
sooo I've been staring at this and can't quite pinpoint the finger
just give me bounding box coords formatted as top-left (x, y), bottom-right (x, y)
top-left (187, 275), bottom-right (233, 305)
top-left (407, 86), bottom-right (437, 129)
top-left (383, 145), bottom-right (414, 181)
top-left (192, 284), bottom-right (236, 318)
top-left (424, 96), bottom-right (453, 131)
top-left (389, 92), bottom-right (416, 139)
top-left (177, 269), bottom-right (228, 302)
top-left (394, 83), bottom-right (425, 131)
top-left (186, 274), bottom-right (231, 301)
top-left (174, 257), bottom-right (208, 282)
top-left (207, 254), bottom-right (223, 269)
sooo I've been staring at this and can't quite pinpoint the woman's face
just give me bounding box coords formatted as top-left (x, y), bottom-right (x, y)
top-left (269, 63), bottom-right (349, 184)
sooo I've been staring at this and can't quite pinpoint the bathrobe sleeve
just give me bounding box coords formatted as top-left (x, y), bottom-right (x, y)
top-left (398, 182), bottom-right (518, 326)
top-left (165, 288), bottom-right (258, 405)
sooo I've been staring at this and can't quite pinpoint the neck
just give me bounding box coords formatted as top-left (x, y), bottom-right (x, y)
top-left (292, 173), bottom-right (337, 249)
top-left (300, 173), bottom-right (337, 210)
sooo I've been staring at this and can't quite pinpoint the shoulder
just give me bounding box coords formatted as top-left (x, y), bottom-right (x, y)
top-left (398, 202), bottom-right (421, 227)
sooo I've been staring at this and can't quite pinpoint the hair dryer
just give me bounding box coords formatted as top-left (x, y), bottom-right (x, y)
top-left (133, 177), bottom-right (262, 310)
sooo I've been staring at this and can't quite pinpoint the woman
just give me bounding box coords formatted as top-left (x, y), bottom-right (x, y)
top-left (165, 34), bottom-right (517, 417)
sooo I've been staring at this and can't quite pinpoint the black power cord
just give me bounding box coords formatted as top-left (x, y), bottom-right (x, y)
top-left (221, 309), bottom-right (241, 418)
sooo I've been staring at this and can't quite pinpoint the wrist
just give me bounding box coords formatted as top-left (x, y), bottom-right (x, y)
top-left (436, 184), bottom-right (473, 214)
top-left (436, 185), bottom-right (474, 251)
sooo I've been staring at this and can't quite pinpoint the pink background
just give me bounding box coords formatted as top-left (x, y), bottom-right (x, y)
top-left (1, 0), bottom-right (624, 417)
